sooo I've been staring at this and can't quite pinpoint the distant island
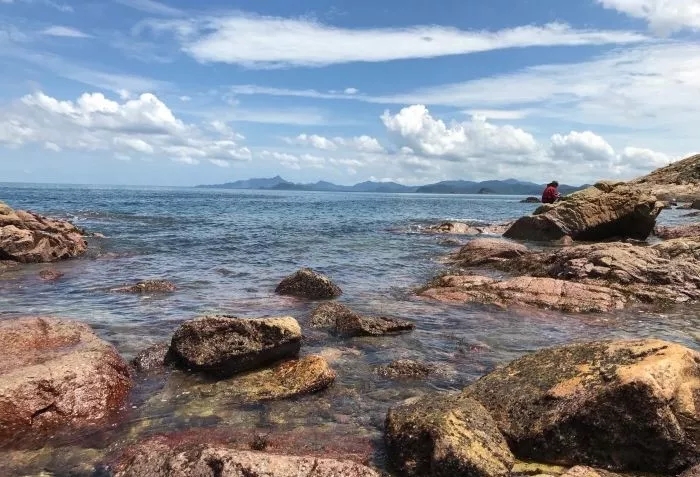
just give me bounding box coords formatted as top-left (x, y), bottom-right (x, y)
top-left (196, 176), bottom-right (587, 195)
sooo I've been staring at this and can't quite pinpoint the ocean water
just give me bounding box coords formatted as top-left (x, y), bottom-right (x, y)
top-left (1, 184), bottom-right (698, 476)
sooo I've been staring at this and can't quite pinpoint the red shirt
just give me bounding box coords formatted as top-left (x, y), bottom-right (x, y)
top-left (542, 186), bottom-right (559, 204)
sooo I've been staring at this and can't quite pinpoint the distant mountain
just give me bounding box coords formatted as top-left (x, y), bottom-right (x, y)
top-left (197, 176), bottom-right (587, 195)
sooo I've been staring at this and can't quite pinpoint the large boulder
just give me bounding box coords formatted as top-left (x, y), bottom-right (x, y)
top-left (385, 393), bottom-right (514, 477)
top-left (168, 315), bottom-right (302, 377)
top-left (275, 268), bottom-right (342, 299)
top-left (464, 339), bottom-right (700, 473)
top-left (421, 275), bottom-right (626, 313)
top-left (113, 437), bottom-right (381, 477)
top-left (631, 153), bottom-right (700, 201)
top-left (0, 317), bottom-right (132, 444)
top-left (0, 202), bottom-right (87, 263)
top-left (503, 182), bottom-right (662, 242)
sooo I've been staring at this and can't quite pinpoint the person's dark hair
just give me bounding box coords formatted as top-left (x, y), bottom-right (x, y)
top-left (549, 181), bottom-right (559, 187)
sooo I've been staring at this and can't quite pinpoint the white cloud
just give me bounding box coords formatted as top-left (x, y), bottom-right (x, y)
top-left (334, 135), bottom-right (385, 153)
top-left (41, 26), bottom-right (90, 38)
top-left (550, 130), bottom-right (616, 163)
top-left (344, 88), bottom-right (359, 95)
top-left (44, 141), bottom-right (61, 152)
top-left (285, 133), bottom-right (385, 153)
top-left (465, 109), bottom-right (532, 120)
top-left (382, 104), bottom-right (538, 161)
top-left (143, 15), bottom-right (647, 68)
top-left (115, 0), bottom-right (183, 16)
top-left (1, 0), bottom-right (72, 12)
top-left (179, 95), bottom-right (192, 102)
top-left (0, 91), bottom-right (252, 166)
top-left (597, 0), bottom-right (700, 34)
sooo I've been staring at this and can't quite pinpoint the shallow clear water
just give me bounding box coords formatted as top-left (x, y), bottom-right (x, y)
top-left (1, 184), bottom-right (698, 476)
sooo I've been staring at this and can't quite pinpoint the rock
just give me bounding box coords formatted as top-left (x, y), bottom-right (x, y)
top-left (464, 339), bottom-right (700, 473)
top-left (631, 153), bottom-right (700, 201)
top-left (421, 275), bottom-right (626, 313)
top-left (0, 202), bottom-right (87, 263)
top-left (500, 238), bottom-right (700, 303)
top-left (0, 317), bottom-right (132, 444)
top-left (427, 221), bottom-right (483, 235)
top-left (113, 437), bottom-right (381, 477)
top-left (38, 269), bottom-right (64, 281)
top-left (188, 355), bottom-right (335, 402)
top-left (309, 302), bottom-right (356, 328)
top-left (521, 197), bottom-right (541, 203)
top-left (655, 224), bottom-right (700, 239)
top-left (131, 342), bottom-right (170, 373)
top-left (680, 464), bottom-right (700, 477)
top-left (375, 359), bottom-right (436, 379)
top-left (0, 261), bottom-right (19, 275)
top-left (451, 238), bottom-right (530, 267)
top-left (560, 466), bottom-right (622, 477)
top-left (336, 313), bottom-right (415, 337)
top-left (168, 315), bottom-right (302, 377)
top-left (683, 211), bottom-right (700, 218)
top-left (111, 279), bottom-right (176, 293)
top-left (385, 393), bottom-right (514, 477)
top-left (503, 182), bottom-right (662, 242)
top-left (275, 268), bottom-right (342, 299)
top-left (693, 200), bottom-right (700, 210)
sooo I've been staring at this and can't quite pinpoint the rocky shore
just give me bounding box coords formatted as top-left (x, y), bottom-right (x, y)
top-left (1, 155), bottom-right (700, 476)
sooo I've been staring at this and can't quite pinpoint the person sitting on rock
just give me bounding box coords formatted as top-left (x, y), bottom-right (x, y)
top-left (541, 181), bottom-right (562, 204)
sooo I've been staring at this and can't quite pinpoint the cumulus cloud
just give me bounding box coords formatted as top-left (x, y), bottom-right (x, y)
top-left (285, 133), bottom-right (385, 153)
top-left (0, 91), bottom-right (251, 166)
top-left (141, 15), bottom-right (646, 68)
top-left (597, 0), bottom-right (700, 34)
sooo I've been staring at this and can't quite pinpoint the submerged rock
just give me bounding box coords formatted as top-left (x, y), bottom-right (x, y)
top-left (655, 224), bottom-right (700, 240)
top-left (385, 393), bottom-right (514, 477)
top-left (275, 268), bottom-right (342, 299)
top-left (190, 355), bottom-right (335, 402)
top-left (38, 269), bottom-right (64, 281)
top-left (375, 359), bottom-right (436, 379)
top-left (131, 342), bottom-right (170, 373)
top-left (111, 279), bottom-right (176, 293)
top-left (427, 221), bottom-right (484, 235)
top-left (0, 201), bottom-right (87, 263)
top-left (504, 181), bottom-right (662, 242)
top-left (336, 313), bottom-right (415, 337)
top-left (421, 275), bottom-right (626, 313)
top-left (451, 238), bottom-right (530, 267)
top-left (464, 339), bottom-right (700, 473)
top-left (0, 317), bottom-right (132, 445)
top-left (520, 197), bottom-right (541, 203)
top-left (309, 302), bottom-right (356, 328)
top-left (113, 437), bottom-right (381, 477)
top-left (168, 315), bottom-right (302, 377)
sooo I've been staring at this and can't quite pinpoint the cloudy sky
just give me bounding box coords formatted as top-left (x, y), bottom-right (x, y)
top-left (0, 0), bottom-right (698, 186)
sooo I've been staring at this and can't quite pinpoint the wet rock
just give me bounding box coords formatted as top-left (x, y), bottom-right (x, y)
top-left (131, 342), bottom-right (170, 373)
top-left (275, 268), bottom-right (342, 299)
top-left (191, 355), bottom-right (335, 402)
top-left (693, 200), bottom-right (700, 209)
top-left (427, 221), bottom-right (483, 235)
top-left (504, 181), bottom-right (662, 242)
top-left (631, 153), bottom-right (700, 201)
top-left (0, 317), bottom-right (132, 445)
top-left (680, 464), bottom-right (700, 477)
top-left (464, 339), bottom-right (700, 473)
top-left (0, 260), bottom-right (19, 275)
top-left (560, 466), bottom-right (622, 477)
top-left (310, 302), bottom-right (356, 328)
top-left (451, 238), bottom-right (530, 267)
top-left (385, 393), bottom-right (514, 477)
top-left (421, 275), bottom-right (626, 313)
top-left (111, 279), bottom-right (176, 293)
top-left (655, 224), bottom-right (700, 239)
top-left (38, 269), bottom-right (64, 281)
top-left (0, 201), bottom-right (87, 263)
top-left (113, 437), bottom-right (381, 477)
top-left (521, 197), bottom-right (541, 203)
top-left (501, 238), bottom-right (700, 303)
top-left (375, 359), bottom-right (436, 379)
top-left (168, 315), bottom-right (302, 377)
top-left (336, 313), bottom-right (415, 337)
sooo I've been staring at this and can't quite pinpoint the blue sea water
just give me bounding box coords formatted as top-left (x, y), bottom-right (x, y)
top-left (0, 184), bottom-right (698, 475)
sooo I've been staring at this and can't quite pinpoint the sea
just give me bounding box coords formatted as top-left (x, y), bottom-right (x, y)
top-left (0, 183), bottom-right (698, 476)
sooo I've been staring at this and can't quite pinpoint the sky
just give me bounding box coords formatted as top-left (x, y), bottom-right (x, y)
top-left (1, 0), bottom-right (699, 186)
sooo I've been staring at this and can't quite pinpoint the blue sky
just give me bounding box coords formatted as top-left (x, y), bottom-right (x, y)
top-left (1, 0), bottom-right (699, 186)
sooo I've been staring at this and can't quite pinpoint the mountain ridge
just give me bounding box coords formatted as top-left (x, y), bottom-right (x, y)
top-left (196, 177), bottom-right (587, 195)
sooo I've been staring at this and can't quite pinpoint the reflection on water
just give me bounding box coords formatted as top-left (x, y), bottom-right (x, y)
top-left (0, 185), bottom-right (698, 476)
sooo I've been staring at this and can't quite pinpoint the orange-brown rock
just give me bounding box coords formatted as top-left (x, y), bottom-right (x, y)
top-left (655, 224), bottom-right (700, 240)
top-left (504, 182), bottom-right (662, 242)
top-left (275, 268), bottom-right (342, 299)
top-left (450, 238), bottom-right (530, 267)
top-left (0, 317), bottom-right (132, 445)
top-left (631, 153), bottom-right (700, 201)
top-left (464, 339), bottom-right (700, 473)
top-left (0, 201), bottom-right (87, 263)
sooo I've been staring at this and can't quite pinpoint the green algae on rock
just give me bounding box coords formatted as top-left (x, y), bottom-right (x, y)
top-left (464, 339), bottom-right (700, 473)
top-left (385, 393), bottom-right (514, 477)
